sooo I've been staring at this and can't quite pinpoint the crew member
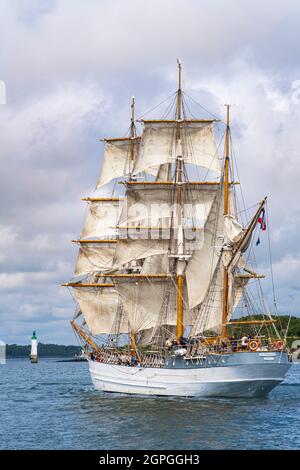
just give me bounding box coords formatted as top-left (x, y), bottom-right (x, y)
top-left (241, 336), bottom-right (249, 350)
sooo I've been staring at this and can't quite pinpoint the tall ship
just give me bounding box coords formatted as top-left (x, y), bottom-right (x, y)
top-left (64, 62), bottom-right (291, 397)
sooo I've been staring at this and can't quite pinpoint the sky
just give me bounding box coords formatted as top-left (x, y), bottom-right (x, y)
top-left (0, 0), bottom-right (300, 344)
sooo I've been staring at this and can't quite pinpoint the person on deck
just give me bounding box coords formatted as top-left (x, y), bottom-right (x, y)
top-left (241, 336), bottom-right (249, 350)
top-left (130, 355), bottom-right (138, 366)
top-left (231, 337), bottom-right (238, 352)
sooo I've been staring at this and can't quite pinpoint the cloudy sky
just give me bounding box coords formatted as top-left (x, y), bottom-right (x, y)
top-left (0, 0), bottom-right (300, 344)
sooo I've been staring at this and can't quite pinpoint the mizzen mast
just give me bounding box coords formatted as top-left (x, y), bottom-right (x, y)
top-left (221, 104), bottom-right (230, 338)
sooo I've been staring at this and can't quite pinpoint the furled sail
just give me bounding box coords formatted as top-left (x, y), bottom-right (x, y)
top-left (133, 121), bottom-right (221, 176)
top-left (96, 138), bottom-right (140, 188)
top-left (228, 271), bottom-right (249, 316)
top-left (224, 214), bottom-right (243, 244)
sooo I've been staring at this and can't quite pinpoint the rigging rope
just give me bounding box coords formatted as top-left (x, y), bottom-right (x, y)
top-left (182, 91), bottom-right (222, 122)
top-left (266, 201), bottom-right (278, 314)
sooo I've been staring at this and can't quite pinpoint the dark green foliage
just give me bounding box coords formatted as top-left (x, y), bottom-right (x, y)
top-left (6, 343), bottom-right (82, 358)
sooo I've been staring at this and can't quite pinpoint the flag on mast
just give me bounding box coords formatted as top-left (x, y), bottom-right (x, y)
top-left (258, 208), bottom-right (266, 231)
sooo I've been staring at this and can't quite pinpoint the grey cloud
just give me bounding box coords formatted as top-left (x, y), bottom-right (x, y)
top-left (2, 1), bottom-right (300, 90)
top-left (1, 0), bottom-right (300, 343)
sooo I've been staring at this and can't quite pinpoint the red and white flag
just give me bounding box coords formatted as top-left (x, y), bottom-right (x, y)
top-left (258, 208), bottom-right (266, 231)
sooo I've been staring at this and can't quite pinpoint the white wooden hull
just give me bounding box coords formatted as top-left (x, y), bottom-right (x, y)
top-left (89, 353), bottom-right (291, 398)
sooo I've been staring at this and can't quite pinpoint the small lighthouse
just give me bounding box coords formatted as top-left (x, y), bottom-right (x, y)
top-left (30, 331), bottom-right (38, 363)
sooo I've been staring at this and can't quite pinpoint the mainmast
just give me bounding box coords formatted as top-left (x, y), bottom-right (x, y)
top-left (130, 96), bottom-right (135, 176)
top-left (130, 95), bottom-right (138, 356)
top-left (176, 59), bottom-right (182, 140)
top-left (221, 104), bottom-right (230, 338)
top-left (176, 59), bottom-right (184, 340)
top-left (130, 96), bottom-right (135, 161)
top-left (176, 59), bottom-right (183, 202)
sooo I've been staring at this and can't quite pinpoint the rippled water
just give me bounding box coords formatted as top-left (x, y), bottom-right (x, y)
top-left (0, 358), bottom-right (299, 449)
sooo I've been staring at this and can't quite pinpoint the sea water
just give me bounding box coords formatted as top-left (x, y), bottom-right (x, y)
top-left (0, 358), bottom-right (299, 450)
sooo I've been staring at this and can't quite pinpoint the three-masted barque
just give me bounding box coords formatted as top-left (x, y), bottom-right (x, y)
top-left (64, 61), bottom-right (291, 397)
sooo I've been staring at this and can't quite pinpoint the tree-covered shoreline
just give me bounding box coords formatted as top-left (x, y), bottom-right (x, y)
top-left (6, 343), bottom-right (82, 358)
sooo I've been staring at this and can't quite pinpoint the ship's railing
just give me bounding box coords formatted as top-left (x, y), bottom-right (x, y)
top-left (186, 337), bottom-right (287, 357)
top-left (92, 347), bottom-right (165, 368)
top-left (140, 354), bottom-right (165, 368)
top-left (90, 337), bottom-right (286, 367)
top-left (93, 348), bottom-right (132, 365)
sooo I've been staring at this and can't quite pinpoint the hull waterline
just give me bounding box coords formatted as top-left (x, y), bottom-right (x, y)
top-left (88, 352), bottom-right (291, 398)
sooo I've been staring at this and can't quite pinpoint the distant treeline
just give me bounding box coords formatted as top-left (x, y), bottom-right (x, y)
top-left (6, 343), bottom-right (82, 358)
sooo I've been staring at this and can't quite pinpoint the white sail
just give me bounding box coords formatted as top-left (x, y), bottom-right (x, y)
top-left (119, 189), bottom-right (171, 228)
top-left (113, 237), bottom-right (170, 268)
top-left (185, 185), bottom-right (244, 309)
top-left (224, 214), bottom-right (243, 244)
top-left (75, 243), bottom-right (116, 276)
top-left (191, 254), bottom-right (250, 335)
top-left (75, 199), bottom-right (121, 275)
top-left (139, 325), bottom-right (177, 345)
top-left (228, 271), bottom-right (249, 315)
top-left (121, 186), bottom-right (217, 228)
top-left (73, 286), bottom-right (128, 335)
top-left (197, 263), bottom-right (223, 334)
top-left (115, 279), bottom-right (167, 333)
top-left (73, 306), bottom-right (82, 320)
top-left (115, 279), bottom-right (193, 334)
top-left (160, 282), bottom-right (195, 327)
top-left (81, 200), bottom-right (121, 239)
top-left (186, 189), bottom-right (224, 309)
top-left (140, 254), bottom-right (169, 274)
top-left (113, 184), bottom-right (219, 269)
top-left (155, 163), bottom-right (171, 181)
top-left (134, 122), bottom-right (221, 176)
top-left (96, 138), bottom-right (139, 188)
